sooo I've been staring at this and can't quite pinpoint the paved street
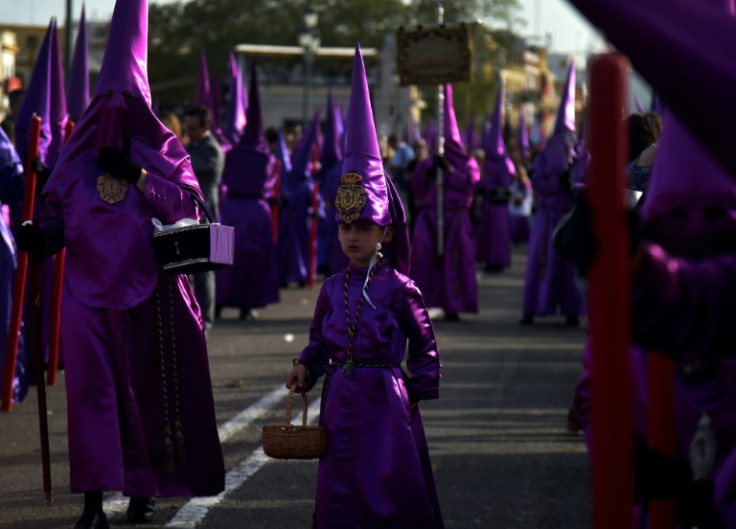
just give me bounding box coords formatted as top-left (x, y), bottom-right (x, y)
top-left (0, 243), bottom-right (591, 528)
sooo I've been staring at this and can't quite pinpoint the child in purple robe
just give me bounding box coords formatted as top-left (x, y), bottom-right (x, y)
top-left (285, 44), bottom-right (444, 529)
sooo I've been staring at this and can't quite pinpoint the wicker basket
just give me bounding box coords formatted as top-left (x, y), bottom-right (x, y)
top-left (262, 385), bottom-right (327, 460)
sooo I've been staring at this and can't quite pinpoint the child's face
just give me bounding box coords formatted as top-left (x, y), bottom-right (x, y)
top-left (338, 223), bottom-right (394, 268)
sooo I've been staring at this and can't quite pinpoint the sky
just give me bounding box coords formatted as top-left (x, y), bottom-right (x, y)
top-left (4, 0), bottom-right (604, 59)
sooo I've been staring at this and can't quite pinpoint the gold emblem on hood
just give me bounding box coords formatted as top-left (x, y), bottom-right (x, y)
top-left (335, 172), bottom-right (366, 223)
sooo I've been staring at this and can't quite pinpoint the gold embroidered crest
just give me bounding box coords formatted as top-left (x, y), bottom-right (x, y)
top-left (97, 174), bottom-right (128, 205)
top-left (335, 172), bottom-right (366, 223)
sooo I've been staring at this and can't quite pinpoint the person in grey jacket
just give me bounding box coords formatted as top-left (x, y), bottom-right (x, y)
top-left (185, 105), bottom-right (224, 334)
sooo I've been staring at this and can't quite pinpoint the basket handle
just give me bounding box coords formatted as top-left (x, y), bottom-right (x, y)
top-left (285, 384), bottom-right (309, 427)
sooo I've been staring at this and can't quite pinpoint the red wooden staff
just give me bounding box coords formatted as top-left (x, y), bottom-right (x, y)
top-left (2, 115), bottom-right (42, 411)
top-left (47, 119), bottom-right (75, 386)
top-left (308, 181), bottom-right (320, 289)
top-left (271, 159), bottom-right (281, 244)
top-left (588, 53), bottom-right (634, 529)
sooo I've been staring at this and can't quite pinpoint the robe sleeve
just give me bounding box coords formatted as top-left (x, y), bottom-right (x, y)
top-left (632, 242), bottom-right (736, 359)
top-left (139, 167), bottom-right (203, 224)
top-left (298, 280), bottom-right (332, 391)
top-left (397, 278), bottom-right (441, 402)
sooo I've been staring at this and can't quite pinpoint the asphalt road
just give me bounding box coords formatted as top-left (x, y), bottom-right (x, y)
top-left (0, 243), bottom-right (591, 528)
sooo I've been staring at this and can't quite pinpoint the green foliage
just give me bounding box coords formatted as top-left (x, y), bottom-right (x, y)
top-left (147, 0), bottom-right (523, 119)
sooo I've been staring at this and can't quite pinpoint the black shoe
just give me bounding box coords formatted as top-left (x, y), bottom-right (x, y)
top-left (519, 315), bottom-right (534, 325)
top-left (565, 315), bottom-right (580, 327)
top-left (484, 264), bottom-right (504, 273)
top-left (74, 510), bottom-right (109, 529)
top-left (126, 496), bottom-right (157, 524)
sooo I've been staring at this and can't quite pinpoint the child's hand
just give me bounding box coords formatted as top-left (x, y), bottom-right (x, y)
top-left (285, 361), bottom-right (307, 392)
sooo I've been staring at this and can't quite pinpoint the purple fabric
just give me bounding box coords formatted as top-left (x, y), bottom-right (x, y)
top-left (224, 52), bottom-right (246, 146)
top-left (319, 89), bottom-right (342, 174)
top-left (298, 261), bottom-right (443, 528)
top-left (62, 275), bottom-right (224, 495)
top-left (518, 111), bottom-right (530, 161)
top-left (237, 62), bottom-right (267, 154)
top-left (15, 19), bottom-right (53, 165)
top-left (554, 59), bottom-right (576, 135)
top-left (476, 204), bottom-right (511, 267)
top-left (195, 48), bottom-right (211, 110)
top-left (66, 5), bottom-right (89, 123)
top-left (47, 19), bottom-right (68, 168)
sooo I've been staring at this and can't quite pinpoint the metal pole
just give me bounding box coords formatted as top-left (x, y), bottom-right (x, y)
top-left (64, 0), bottom-right (73, 79)
top-left (436, 0), bottom-right (445, 258)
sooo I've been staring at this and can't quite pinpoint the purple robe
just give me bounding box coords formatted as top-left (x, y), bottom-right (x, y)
top-left (216, 150), bottom-right (280, 310)
top-left (508, 178), bottom-right (531, 245)
top-left (476, 158), bottom-right (515, 269)
top-left (39, 158), bottom-right (225, 495)
top-left (521, 134), bottom-right (585, 318)
top-left (410, 146), bottom-right (480, 313)
top-left (299, 261), bottom-right (443, 528)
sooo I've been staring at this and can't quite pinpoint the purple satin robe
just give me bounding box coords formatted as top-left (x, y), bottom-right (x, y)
top-left (38, 146), bottom-right (225, 496)
top-left (299, 261), bottom-right (443, 528)
top-left (410, 147), bottom-right (480, 313)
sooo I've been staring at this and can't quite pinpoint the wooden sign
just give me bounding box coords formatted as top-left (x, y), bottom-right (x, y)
top-left (396, 23), bottom-right (472, 86)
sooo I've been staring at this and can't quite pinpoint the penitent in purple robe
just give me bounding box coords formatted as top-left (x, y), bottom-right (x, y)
top-left (476, 84), bottom-right (514, 270)
top-left (298, 261), bottom-right (443, 528)
top-left (411, 84), bottom-right (480, 313)
top-left (216, 63), bottom-right (279, 311)
top-left (36, 0), bottom-right (224, 497)
top-left (521, 60), bottom-right (584, 320)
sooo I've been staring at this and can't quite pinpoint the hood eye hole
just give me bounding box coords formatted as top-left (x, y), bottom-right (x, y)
top-left (669, 207), bottom-right (687, 220)
top-left (103, 90), bottom-right (113, 99)
top-left (122, 91), bottom-right (133, 99)
top-left (705, 207), bottom-right (726, 220)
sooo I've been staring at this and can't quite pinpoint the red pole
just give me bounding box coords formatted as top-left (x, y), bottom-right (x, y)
top-left (47, 119), bottom-right (75, 386)
top-left (647, 351), bottom-right (677, 528)
top-left (308, 182), bottom-right (319, 289)
top-left (588, 53), bottom-right (634, 529)
top-left (271, 159), bottom-right (281, 244)
top-left (2, 115), bottom-right (42, 411)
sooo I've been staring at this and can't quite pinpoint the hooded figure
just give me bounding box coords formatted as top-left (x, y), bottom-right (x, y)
top-left (17, 0), bottom-right (225, 525)
top-left (194, 48), bottom-right (230, 154)
top-left (410, 83), bottom-right (481, 320)
top-left (316, 89), bottom-right (348, 277)
top-left (289, 43), bottom-right (443, 529)
top-left (520, 58), bottom-right (585, 325)
top-left (476, 83), bottom-right (515, 272)
top-left (223, 52), bottom-right (246, 146)
top-left (277, 112), bottom-right (320, 285)
top-left (216, 63), bottom-right (279, 317)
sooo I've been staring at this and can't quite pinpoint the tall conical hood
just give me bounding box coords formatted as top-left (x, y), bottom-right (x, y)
top-left (518, 109), bottom-right (530, 160)
top-left (238, 62), bottom-right (267, 153)
top-left (336, 43), bottom-right (409, 274)
top-left (320, 89), bottom-right (343, 170)
top-left (47, 18), bottom-right (68, 168)
top-left (443, 84), bottom-right (464, 148)
top-left (14, 18), bottom-right (53, 164)
top-left (95, 0), bottom-right (150, 105)
top-left (483, 84), bottom-right (516, 187)
top-left (554, 58), bottom-right (576, 134)
top-left (67, 4), bottom-right (89, 123)
top-left (565, 0), bottom-right (736, 177)
top-left (224, 52), bottom-right (246, 145)
top-left (195, 48), bottom-right (211, 108)
top-left (222, 62), bottom-right (272, 196)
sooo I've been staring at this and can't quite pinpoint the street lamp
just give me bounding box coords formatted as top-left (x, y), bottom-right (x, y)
top-left (299, 3), bottom-right (320, 130)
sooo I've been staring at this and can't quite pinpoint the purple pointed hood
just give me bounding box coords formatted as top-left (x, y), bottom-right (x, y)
top-left (47, 0), bottom-right (198, 186)
top-left (443, 84), bottom-right (464, 149)
top-left (482, 84), bottom-right (516, 187)
top-left (195, 48), bottom-right (211, 108)
top-left (336, 43), bottom-right (410, 275)
top-left (518, 110), bottom-right (530, 160)
top-left (47, 18), bottom-right (68, 168)
top-left (320, 89), bottom-right (343, 170)
top-left (441, 84), bottom-right (478, 185)
top-left (224, 52), bottom-right (246, 145)
top-left (222, 62), bottom-right (272, 196)
top-left (554, 58), bottom-right (576, 135)
top-left (66, 4), bottom-right (89, 123)
top-left (14, 19), bottom-right (53, 165)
